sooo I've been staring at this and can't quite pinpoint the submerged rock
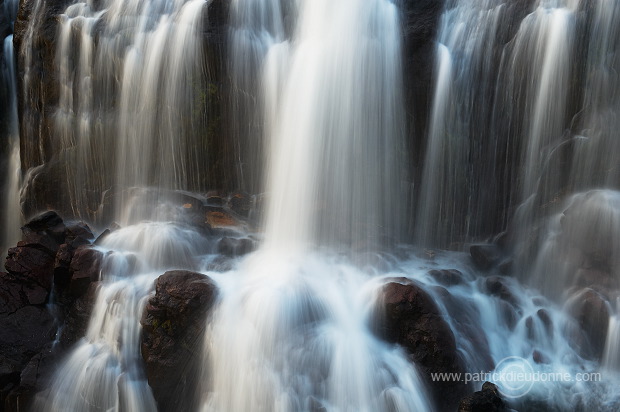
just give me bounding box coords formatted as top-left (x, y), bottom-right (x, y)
top-left (371, 278), bottom-right (468, 410)
top-left (470, 244), bottom-right (503, 271)
top-left (565, 288), bottom-right (610, 359)
top-left (141, 270), bottom-right (218, 412)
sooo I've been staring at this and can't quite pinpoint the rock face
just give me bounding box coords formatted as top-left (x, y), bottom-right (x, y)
top-left (13, 0), bottom-right (74, 170)
top-left (0, 211), bottom-right (103, 410)
top-left (371, 278), bottom-right (467, 410)
top-left (141, 270), bottom-right (218, 412)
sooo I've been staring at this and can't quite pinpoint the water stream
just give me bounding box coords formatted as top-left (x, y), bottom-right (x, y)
top-left (4, 0), bottom-right (620, 411)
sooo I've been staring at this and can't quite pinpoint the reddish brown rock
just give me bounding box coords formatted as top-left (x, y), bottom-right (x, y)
top-left (68, 246), bottom-right (103, 297)
top-left (141, 270), bottom-right (218, 412)
top-left (372, 278), bottom-right (467, 410)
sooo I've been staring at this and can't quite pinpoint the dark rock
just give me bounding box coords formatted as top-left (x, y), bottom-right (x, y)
top-left (5, 246), bottom-right (55, 292)
top-left (498, 259), bottom-right (513, 275)
top-left (470, 244), bottom-right (503, 270)
top-left (68, 246), bottom-right (103, 297)
top-left (53, 243), bottom-right (74, 287)
top-left (93, 229), bottom-right (111, 245)
top-left (532, 349), bottom-right (550, 364)
top-left (22, 211), bottom-right (64, 234)
top-left (484, 276), bottom-right (519, 307)
top-left (537, 308), bottom-right (553, 337)
top-left (141, 270), bottom-right (218, 412)
top-left (228, 192), bottom-right (252, 217)
top-left (64, 221), bottom-right (94, 247)
top-left (371, 278), bottom-right (467, 410)
top-left (428, 269), bottom-right (465, 286)
top-left (565, 288), bottom-right (610, 359)
top-left (59, 281), bottom-right (100, 348)
top-left (216, 236), bottom-right (255, 257)
top-left (458, 382), bottom-right (508, 412)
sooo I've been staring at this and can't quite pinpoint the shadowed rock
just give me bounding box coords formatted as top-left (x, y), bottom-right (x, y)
top-left (141, 270), bottom-right (218, 412)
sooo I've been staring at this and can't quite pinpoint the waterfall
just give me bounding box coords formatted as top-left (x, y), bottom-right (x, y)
top-left (51, 0), bottom-right (208, 224)
top-left (260, 0), bottom-right (405, 250)
top-left (7, 0), bottom-right (620, 410)
top-left (199, 1), bottom-right (428, 411)
top-left (1, 0), bottom-right (21, 258)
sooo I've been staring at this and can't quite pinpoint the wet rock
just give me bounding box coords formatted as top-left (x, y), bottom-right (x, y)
top-left (371, 278), bottom-right (467, 410)
top-left (59, 281), bottom-right (100, 348)
top-left (67, 246), bottom-right (103, 297)
top-left (484, 276), bottom-right (519, 307)
top-left (470, 244), bottom-right (503, 270)
top-left (458, 382), bottom-right (508, 412)
top-left (141, 270), bottom-right (218, 412)
top-left (206, 210), bottom-right (240, 229)
top-left (532, 349), bottom-right (551, 364)
top-left (428, 268), bottom-right (465, 286)
top-left (64, 221), bottom-right (94, 247)
top-left (566, 288), bottom-right (610, 359)
top-left (216, 236), bottom-right (255, 257)
top-left (537, 308), bottom-right (553, 337)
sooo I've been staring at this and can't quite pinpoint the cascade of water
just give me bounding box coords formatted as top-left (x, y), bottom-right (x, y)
top-left (53, 0), bottom-right (207, 224)
top-left (416, 0), bottom-right (585, 248)
top-left (415, 0), bottom-right (520, 248)
top-left (1, 0), bottom-right (22, 258)
top-left (200, 0), bottom-right (429, 411)
top-left (260, 0), bottom-right (405, 251)
top-left (603, 299), bottom-right (620, 371)
top-left (228, 0), bottom-right (287, 192)
top-left (37, 222), bottom-right (209, 412)
top-left (568, 0), bottom-right (620, 190)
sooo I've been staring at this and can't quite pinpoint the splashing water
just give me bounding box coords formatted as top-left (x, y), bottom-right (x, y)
top-left (37, 222), bottom-right (209, 411)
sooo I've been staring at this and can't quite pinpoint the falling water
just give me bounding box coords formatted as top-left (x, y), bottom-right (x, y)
top-left (37, 222), bottom-right (209, 411)
top-left (9, 0), bottom-right (620, 410)
top-left (200, 0), bottom-right (428, 411)
top-left (1, 0), bottom-right (21, 258)
top-left (52, 0), bottom-right (208, 223)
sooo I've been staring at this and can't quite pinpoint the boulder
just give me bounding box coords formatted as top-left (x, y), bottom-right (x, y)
top-left (216, 236), bottom-right (255, 257)
top-left (458, 382), bottom-right (508, 412)
top-left (427, 268), bottom-right (465, 286)
top-left (67, 246), bottom-right (103, 297)
top-left (470, 244), bottom-right (503, 271)
top-left (565, 288), bottom-right (610, 359)
top-left (371, 278), bottom-right (467, 410)
top-left (141, 270), bottom-right (218, 412)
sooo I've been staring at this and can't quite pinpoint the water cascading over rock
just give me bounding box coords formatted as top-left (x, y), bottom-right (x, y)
top-left (200, 1), bottom-right (433, 411)
top-left (0, 0), bottom-right (22, 260)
